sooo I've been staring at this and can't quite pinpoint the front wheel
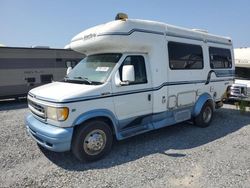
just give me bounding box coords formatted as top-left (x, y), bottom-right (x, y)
top-left (194, 101), bottom-right (214, 128)
top-left (72, 120), bottom-right (113, 162)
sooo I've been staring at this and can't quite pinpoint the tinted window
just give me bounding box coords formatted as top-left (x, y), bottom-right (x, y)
top-left (25, 77), bottom-right (36, 83)
top-left (119, 56), bottom-right (147, 85)
top-left (41, 74), bottom-right (53, 83)
top-left (168, 42), bottom-right (203, 69)
top-left (235, 67), bottom-right (250, 80)
top-left (209, 47), bottom-right (232, 69)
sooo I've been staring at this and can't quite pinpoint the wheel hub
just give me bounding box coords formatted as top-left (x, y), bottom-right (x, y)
top-left (203, 106), bottom-right (212, 123)
top-left (83, 129), bottom-right (106, 155)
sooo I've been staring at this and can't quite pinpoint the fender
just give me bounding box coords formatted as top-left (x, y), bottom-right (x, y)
top-left (192, 93), bottom-right (214, 117)
top-left (73, 109), bottom-right (119, 138)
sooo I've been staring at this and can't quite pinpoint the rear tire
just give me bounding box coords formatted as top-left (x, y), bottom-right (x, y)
top-left (72, 120), bottom-right (113, 162)
top-left (194, 101), bottom-right (214, 128)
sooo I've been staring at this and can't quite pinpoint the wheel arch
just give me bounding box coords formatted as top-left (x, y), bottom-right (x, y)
top-left (192, 93), bottom-right (215, 117)
top-left (72, 109), bottom-right (119, 139)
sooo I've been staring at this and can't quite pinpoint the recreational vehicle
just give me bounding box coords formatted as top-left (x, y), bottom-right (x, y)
top-left (0, 47), bottom-right (85, 99)
top-left (25, 14), bottom-right (234, 161)
top-left (228, 48), bottom-right (250, 101)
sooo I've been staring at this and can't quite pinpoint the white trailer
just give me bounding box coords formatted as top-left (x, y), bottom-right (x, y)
top-left (0, 47), bottom-right (85, 99)
top-left (228, 48), bottom-right (250, 101)
top-left (25, 14), bottom-right (234, 161)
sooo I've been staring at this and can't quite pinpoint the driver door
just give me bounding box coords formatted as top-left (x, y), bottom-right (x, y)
top-left (112, 54), bottom-right (153, 130)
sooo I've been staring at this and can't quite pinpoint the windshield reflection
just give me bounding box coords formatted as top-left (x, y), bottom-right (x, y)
top-left (64, 53), bottom-right (122, 85)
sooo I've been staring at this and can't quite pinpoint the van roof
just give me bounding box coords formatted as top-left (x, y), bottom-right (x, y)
top-left (70, 18), bottom-right (232, 54)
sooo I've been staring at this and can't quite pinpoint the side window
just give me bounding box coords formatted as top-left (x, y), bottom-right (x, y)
top-left (40, 74), bottom-right (53, 84)
top-left (119, 56), bottom-right (147, 85)
top-left (65, 60), bottom-right (79, 68)
top-left (209, 47), bottom-right (232, 69)
top-left (168, 42), bottom-right (203, 69)
top-left (235, 67), bottom-right (250, 80)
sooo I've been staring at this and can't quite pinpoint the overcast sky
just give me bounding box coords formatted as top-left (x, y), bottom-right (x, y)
top-left (0, 0), bottom-right (249, 48)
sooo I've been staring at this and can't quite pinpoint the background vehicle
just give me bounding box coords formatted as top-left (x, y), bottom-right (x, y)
top-left (0, 46), bottom-right (85, 99)
top-left (228, 48), bottom-right (250, 101)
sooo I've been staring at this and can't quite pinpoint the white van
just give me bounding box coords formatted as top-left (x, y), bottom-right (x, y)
top-left (228, 48), bottom-right (250, 101)
top-left (25, 14), bottom-right (234, 161)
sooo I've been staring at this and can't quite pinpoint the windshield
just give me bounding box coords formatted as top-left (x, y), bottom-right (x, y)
top-left (235, 67), bottom-right (250, 80)
top-left (64, 53), bottom-right (122, 85)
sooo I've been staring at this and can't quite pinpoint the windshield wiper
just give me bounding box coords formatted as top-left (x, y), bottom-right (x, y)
top-left (73, 76), bottom-right (92, 84)
top-left (63, 76), bottom-right (102, 85)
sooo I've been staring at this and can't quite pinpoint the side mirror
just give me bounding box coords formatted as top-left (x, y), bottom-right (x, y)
top-left (66, 67), bottom-right (72, 75)
top-left (66, 61), bottom-right (72, 68)
top-left (66, 61), bottom-right (72, 75)
top-left (122, 65), bottom-right (135, 83)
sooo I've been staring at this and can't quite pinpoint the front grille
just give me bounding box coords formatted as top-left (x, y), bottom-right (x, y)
top-left (28, 99), bottom-right (45, 119)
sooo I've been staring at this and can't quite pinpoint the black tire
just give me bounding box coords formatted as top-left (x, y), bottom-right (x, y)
top-left (72, 120), bottom-right (113, 162)
top-left (194, 101), bottom-right (214, 128)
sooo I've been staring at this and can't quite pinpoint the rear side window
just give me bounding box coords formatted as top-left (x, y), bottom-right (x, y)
top-left (209, 47), bottom-right (232, 69)
top-left (168, 42), bottom-right (203, 70)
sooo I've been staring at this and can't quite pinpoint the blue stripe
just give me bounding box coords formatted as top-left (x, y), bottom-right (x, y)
top-left (210, 78), bottom-right (234, 83)
top-left (29, 77), bottom-right (233, 104)
top-left (98, 28), bottom-right (165, 37)
top-left (97, 28), bottom-right (232, 46)
top-left (205, 70), bottom-right (234, 85)
top-left (213, 70), bottom-right (235, 77)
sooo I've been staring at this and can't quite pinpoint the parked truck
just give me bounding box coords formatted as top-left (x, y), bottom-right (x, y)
top-left (228, 48), bottom-right (250, 101)
top-left (25, 13), bottom-right (234, 161)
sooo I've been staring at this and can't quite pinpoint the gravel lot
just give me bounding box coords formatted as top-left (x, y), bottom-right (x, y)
top-left (0, 99), bottom-right (250, 188)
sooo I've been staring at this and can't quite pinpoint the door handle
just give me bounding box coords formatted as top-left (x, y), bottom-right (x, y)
top-left (148, 94), bottom-right (151, 101)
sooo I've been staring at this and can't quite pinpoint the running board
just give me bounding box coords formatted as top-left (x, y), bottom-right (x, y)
top-left (119, 124), bottom-right (153, 139)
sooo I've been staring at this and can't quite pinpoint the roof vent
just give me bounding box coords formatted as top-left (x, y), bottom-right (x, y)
top-left (115, 13), bottom-right (128, 21)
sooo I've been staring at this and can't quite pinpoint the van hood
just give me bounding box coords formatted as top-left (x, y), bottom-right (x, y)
top-left (29, 82), bottom-right (109, 103)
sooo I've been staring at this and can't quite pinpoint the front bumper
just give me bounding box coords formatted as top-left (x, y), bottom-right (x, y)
top-left (25, 114), bottom-right (73, 152)
top-left (228, 84), bottom-right (250, 101)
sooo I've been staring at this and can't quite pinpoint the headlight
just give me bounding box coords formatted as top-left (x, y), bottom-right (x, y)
top-left (46, 107), bottom-right (69, 121)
